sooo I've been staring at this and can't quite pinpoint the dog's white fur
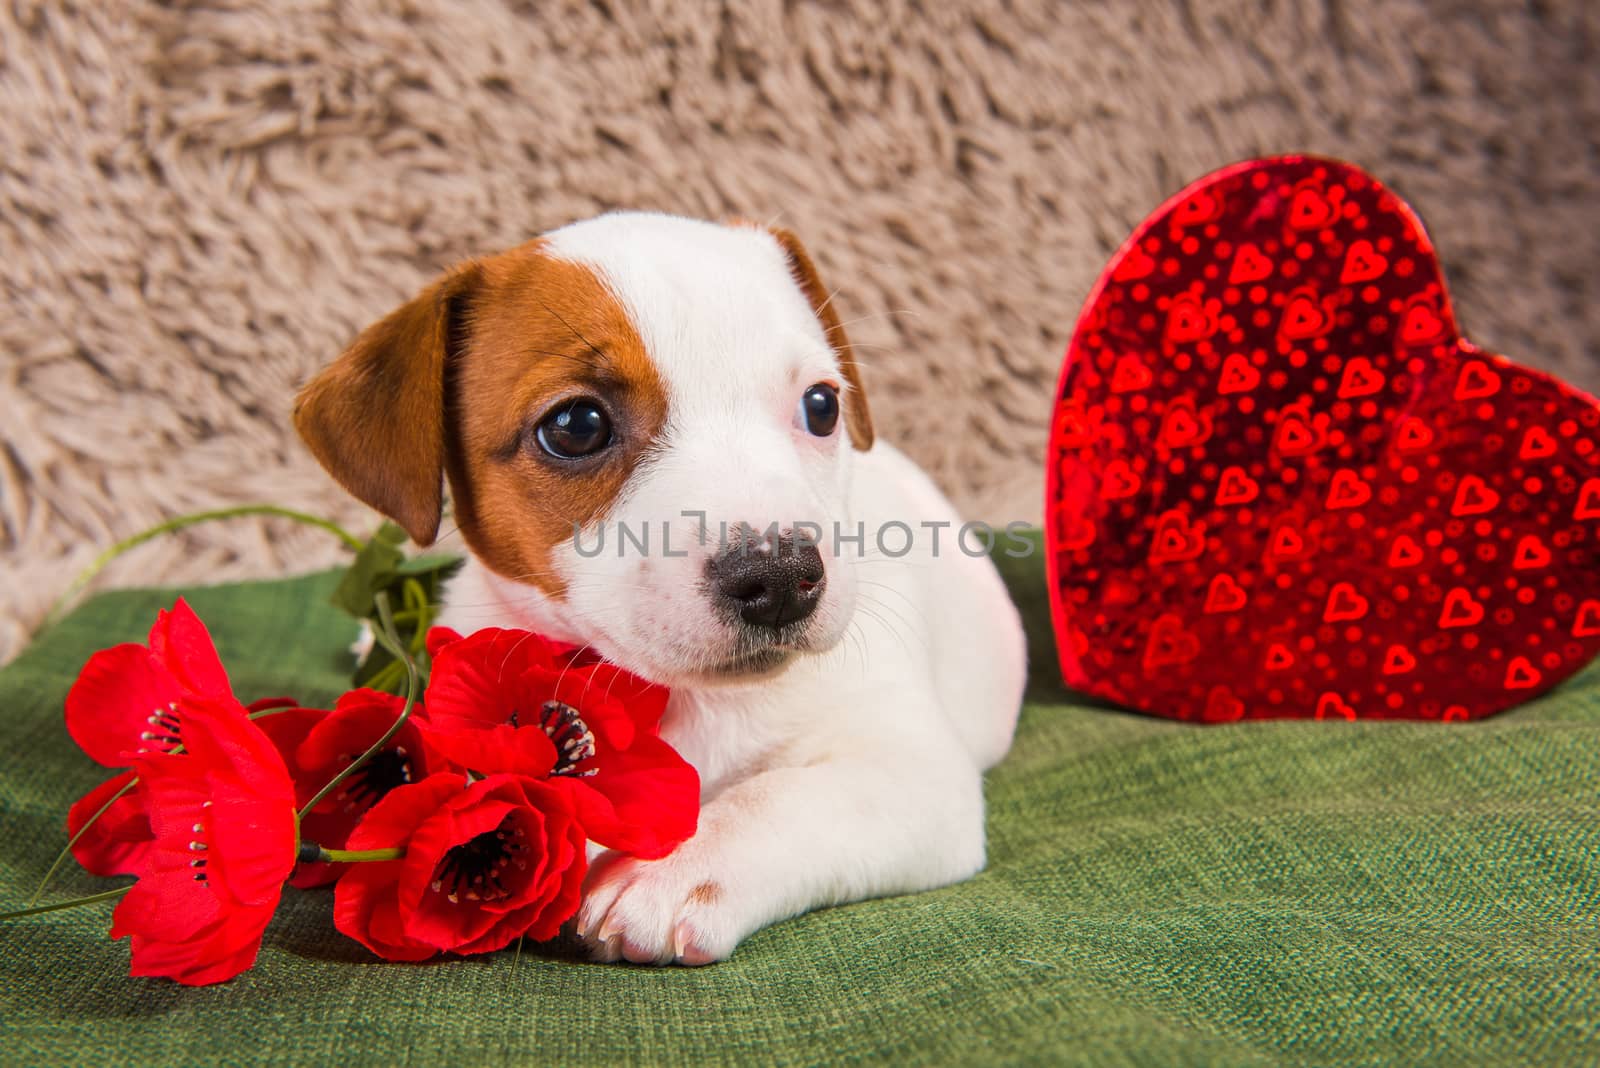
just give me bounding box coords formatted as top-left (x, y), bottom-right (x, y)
top-left (436, 214), bottom-right (1026, 964)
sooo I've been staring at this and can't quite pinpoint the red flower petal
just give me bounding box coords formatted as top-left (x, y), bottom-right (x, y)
top-left (446, 904), bottom-right (541, 955)
top-left (67, 770), bottom-right (151, 877)
top-left (566, 660), bottom-right (670, 735)
top-left (245, 696), bottom-right (301, 715)
top-left (338, 773), bottom-right (587, 957)
top-left (424, 628), bottom-right (566, 732)
top-left (252, 706), bottom-right (327, 808)
top-left (414, 720), bottom-right (556, 779)
top-left (177, 717), bottom-right (296, 907)
top-left (123, 923), bottom-right (265, 987)
top-left (251, 705), bottom-right (342, 887)
top-left (146, 599), bottom-right (233, 702)
top-left (399, 796), bottom-right (523, 949)
top-left (542, 666), bottom-right (637, 753)
top-left (296, 689), bottom-right (427, 791)
top-left (424, 626), bottom-right (465, 660)
top-left (207, 795), bottom-right (298, 907)
top-left (557, 733), bottom-right (700, 859)
top-left (334, 774), bottom-right (466, 962)
top-left (293, 692), bottom-right (435, 864)
top-left (493, 780), bottom-right (587, 944)
top-left (64, 644), bottom-right (184, 766)
top-left (285, 690), bottom-right (434, 890)
top-left (344, 773), bottom-right (467, 852)
top-left (115, 700), bottom-right (298, 984)
top-left (333, 860), bottom-right (438, 962)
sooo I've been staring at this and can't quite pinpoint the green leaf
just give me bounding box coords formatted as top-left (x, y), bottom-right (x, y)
top-left (395, 552), bottom-right (466, 577)
top-left (330, 522), bottom-right (409, 618)
top-left (333, 521), bottom-right (465, 695)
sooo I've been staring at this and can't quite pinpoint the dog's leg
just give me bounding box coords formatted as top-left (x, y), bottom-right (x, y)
top-left (573, 719), bottom-right (985, 965)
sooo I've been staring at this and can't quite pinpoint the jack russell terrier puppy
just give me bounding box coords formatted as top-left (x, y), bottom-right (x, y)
top-left (294, 214), bottom-right (1027, 965)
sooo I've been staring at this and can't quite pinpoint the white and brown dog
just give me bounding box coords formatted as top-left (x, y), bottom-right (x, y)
top-left (294, 213), bottom-right (1026, 965)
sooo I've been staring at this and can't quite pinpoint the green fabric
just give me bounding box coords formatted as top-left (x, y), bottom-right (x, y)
top-left (3, 545), bottom-right (1598, 1066)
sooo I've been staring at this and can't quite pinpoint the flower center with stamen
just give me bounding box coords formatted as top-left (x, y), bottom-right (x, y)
top-left (189, 800), bottom-right (212, 885)
top-left (538, 700), bottom-right (597, 777)
top-left (139, 701), bottom-right (183, 754)
top-left (336, 747), bottom-right (413, 812)
top-left (428, 816), bottom-right (526, 904)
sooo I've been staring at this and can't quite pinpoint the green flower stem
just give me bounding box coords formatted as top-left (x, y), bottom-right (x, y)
top-left (296, 590), bottom-right (419, 822)
top-left (25, 778), bottom-right (138, 907)
top-left (0, 885), bottom-right (130, 922)
top-left (42, 505), bottom-right (366, 632)
top-left (246, 706), bottom-right (299, 719)
top-left (316, 847), bottom-right (406, 864)
top-left (364, 659), bottom-right (407, 695)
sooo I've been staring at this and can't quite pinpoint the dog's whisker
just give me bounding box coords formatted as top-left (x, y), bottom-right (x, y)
top-left (552, 641), bottom-right (599, 694)
top-left (537, 296), bottom-right (609, 367)
top-left (522, 347), bottom-right (607, 373)
top-left (840, 555), bottom-right (939, 571)
top-left (849, 600), bottom-right (918, 663)
top-left (599, 657), bottom-right (628, 705)
top-left (812, 285), bottom-right (844, 321)
top-left (494, 629), bottom-right (539, 685)
top-left (431, 571), bottom-right (654, 607)
top-left (840, 618), bottom-right (870, 677)
top-left (431, 584), bottom-right (649, 614)
top-left (854, 588), bottom-right (931, 658)
top-left (853, 578), bottom-right (922, 617)
top-left (852, 592), bottom-right (917, 642)
top-left (830, 308), bottom-right (919, 333)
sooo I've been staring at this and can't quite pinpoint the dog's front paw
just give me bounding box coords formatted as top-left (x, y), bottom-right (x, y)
top-left (573, 850), bottom-right (739, 966)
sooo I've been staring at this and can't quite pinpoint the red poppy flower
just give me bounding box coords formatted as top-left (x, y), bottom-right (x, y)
top-left (333, 772), bottom-right (587, 960)
top-left (417, 628), bottom-right (576, 774)
top-left (260, 689), bottom-right (439, 888)
top-left (109, 697), bottom-right (298, 986)
top-left (419, 627), bottom-right (699, 859)
top-left (63, 601), bottom-right (289, 882)
top-left (65, 599), bottom-right (240, 767)
top-left (67, 699), bottom-right (301, 882)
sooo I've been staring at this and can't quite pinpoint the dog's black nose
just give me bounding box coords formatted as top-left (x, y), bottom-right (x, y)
top-left (710, 531), bottom-right (826, 629)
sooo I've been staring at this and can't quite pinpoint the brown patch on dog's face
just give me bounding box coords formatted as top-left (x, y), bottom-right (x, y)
top-left (445, 246), bottom-right (667, 597)
top-left (763, 226), bottom-right (874, 451)
top-left (294, 241), bottom-right (667, 599)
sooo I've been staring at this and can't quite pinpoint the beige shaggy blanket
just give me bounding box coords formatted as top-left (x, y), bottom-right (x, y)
top-left (2, 1), bottom-right (1596, 663)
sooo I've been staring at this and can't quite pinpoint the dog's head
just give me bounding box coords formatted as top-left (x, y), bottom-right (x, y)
top-left (295, 214), bottom-right (873, 686)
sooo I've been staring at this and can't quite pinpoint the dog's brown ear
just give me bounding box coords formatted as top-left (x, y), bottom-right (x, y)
top-left (766, 226), bottom-right (875, 451)
top-left (293, 263), bottom-right (483, 546)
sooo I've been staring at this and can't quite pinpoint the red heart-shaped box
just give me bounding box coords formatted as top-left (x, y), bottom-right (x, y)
top-left (1045, 156), bottom-right (1600, 722)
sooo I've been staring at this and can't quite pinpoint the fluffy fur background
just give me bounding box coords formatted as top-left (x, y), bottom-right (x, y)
top-left (2, 0), bottom-right (1596, 663)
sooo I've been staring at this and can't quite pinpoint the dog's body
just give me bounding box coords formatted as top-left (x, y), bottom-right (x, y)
top-left (296, 213), bottom-right (1025, 964)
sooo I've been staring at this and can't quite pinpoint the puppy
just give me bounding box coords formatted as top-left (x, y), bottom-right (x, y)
top-left (294, 213), bottom-right (1026, 964)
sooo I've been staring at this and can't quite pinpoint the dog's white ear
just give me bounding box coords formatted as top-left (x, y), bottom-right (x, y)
top-left (293, 263), bottom-right (483, 545)
top-left (765, 226), bottom-right (875, 451)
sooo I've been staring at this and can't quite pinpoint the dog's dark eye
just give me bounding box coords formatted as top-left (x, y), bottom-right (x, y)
top-left (798, 383), bottom-right (840, 437)
top-left (535, 399), bottom-right (613, 459)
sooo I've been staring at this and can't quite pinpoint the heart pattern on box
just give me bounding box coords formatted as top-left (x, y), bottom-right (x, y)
top-left (1046, 156), bottom-right (1600, 722)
